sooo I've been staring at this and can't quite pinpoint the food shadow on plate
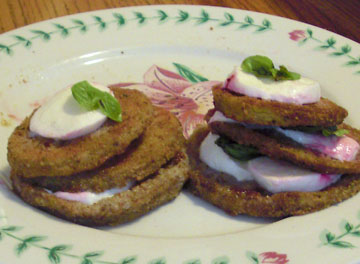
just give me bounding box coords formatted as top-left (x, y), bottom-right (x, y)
top-left (182, 189), bottom-right (277, 225)
top-left (0, 165), bottom-right (276, 233)
top-left (0, 166), bottom-right (12, 191)
top-left (0, 165), bottom-right (76, 226)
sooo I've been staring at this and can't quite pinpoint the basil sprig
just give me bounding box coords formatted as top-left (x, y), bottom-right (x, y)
top-left (293, 126), bottom-right (349, 137)
top-left (215, 136), bottom-right (261, 161)
top-left (241, 55), bottom-right (301, 81)
top-left (322, 127), bottom-right (349, 137)
top-left (71, 81), bottom-right (122, 122)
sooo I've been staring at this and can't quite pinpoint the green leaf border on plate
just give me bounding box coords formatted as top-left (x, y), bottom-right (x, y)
top-left (1, 6), bottom-right (360, 264)
top-left (0, 220), bottom-right (235, 264)
top-left (322, 219), bottom-right (360, 249)
top-left (0, 8), bottom-right (272, 59)
top-left (0, 218), bottom-right (292, 264)
top-left (289, 28), bottom-right (360, 75)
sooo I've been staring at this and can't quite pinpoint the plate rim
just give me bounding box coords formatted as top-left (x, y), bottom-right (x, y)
top-left (0, 4), bottom-right (360, 264)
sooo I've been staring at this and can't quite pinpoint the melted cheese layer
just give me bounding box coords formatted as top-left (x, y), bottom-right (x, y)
top-left (199, 132), bottom-right (341, 193)
top-left (47, 181), bottom-right (134, 205)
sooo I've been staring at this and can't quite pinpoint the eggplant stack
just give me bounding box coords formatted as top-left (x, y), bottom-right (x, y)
top-left (8, 87), bottom-right (189, 226)
top-left (187, 83), bottom-right (360, 218)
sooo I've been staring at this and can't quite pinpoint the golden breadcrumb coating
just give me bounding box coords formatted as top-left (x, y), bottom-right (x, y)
top-left (210, 122), bottom-right (360, 175)
top-left (186, 126), bottom-right (360, 218)
top-left (213, 85), bottom-right (348, 127)
top-left (27, 107), bottom-right (186, 192)
top-left (11, 151), bottom-right (189, 226)
top-left (8, 88), bottom-right (153, 178)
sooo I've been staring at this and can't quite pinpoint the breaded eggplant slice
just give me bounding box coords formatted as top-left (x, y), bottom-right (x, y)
top-left (213, 85), bottom-right (347, 127)
top-left (210, 122), bottom-right (360, 175)
top-left (27, 107), bottom-right (186, 193)
top-left (8, 88), bottom-right (153, 178)
top-left (11, 151), bottom-right (189, 226)
top-left (187, 126), bottom-right (360, 217)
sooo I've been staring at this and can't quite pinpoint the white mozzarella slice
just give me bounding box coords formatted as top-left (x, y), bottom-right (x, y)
top-left (275, 127), bottom-right (359, 162)
top-left (248, 157), bottom-right (341, 193)
top-left (208, 110), bottom-right (236, 124)
top-left (225, 67), bottom-right (320, 105)
top-left (30, 82), bottom-right (111, 140)
top-left (209, 111), bottom-right (359, 162)
top-left (49, 181), bottom-right (134, 205)
top-left (208, 110), bottom-right (272, 129)
top-left (199, 132), bottom-right (253, 181)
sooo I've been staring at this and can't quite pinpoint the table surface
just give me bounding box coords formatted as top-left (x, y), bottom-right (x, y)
top-left (0, 0), bottom-right (359, 43)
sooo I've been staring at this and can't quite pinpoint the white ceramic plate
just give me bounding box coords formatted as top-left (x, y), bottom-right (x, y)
top-left (1, 5), bottom-right (360, 264)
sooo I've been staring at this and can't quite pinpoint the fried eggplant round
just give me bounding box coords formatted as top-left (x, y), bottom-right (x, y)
top-left (27, 107), bottom-right (186, 192)
top-left (11, 152), bottom-right (189, 226)
top-left (210, 122), bottom-right (360, 175)
top-left (8, 88), bottom-right (153, 178)
top-left (187, 126), bottom-right (360, 218)
top-left (213, 85), bottom-right (348, 127)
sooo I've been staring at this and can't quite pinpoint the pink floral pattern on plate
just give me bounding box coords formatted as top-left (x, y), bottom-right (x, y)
top-left (248, 251), bottom-right (289, 264)
top-left (288, 30), bottom-right (306, 41)
top-left (258, 252), bottom-right (289, 264)
top-left (110, 64), bottom-right (221, 138)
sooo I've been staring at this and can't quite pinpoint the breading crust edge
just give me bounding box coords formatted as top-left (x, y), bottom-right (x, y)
top-left (187, 126), bottom-right (360, 218)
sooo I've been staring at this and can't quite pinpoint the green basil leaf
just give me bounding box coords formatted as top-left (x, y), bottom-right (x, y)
top-left (322, 127), bottom-right (348, 137)
top-left (332, 129), bottom-right (349, 137)
top-left (291, 125), bottom-right (348, 137)
top-left (241, 55), bottom-right (301, 81)
top-left (215, 136), bottom-right (261, 161)
top-left (269, 68), bottom-right (278, 79)
top-left (99, 92), bottom-right (122, 122)
top-left (71, 81), bottom-right (122, 122)
top-left (71, 81), bottom-right (99, 110)
top-left (322, 128), bottom-right (336, 137)
top-left (241, 55), bottom-right (274, 78)
top-left (275, 65), bottom-right (301, 81)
